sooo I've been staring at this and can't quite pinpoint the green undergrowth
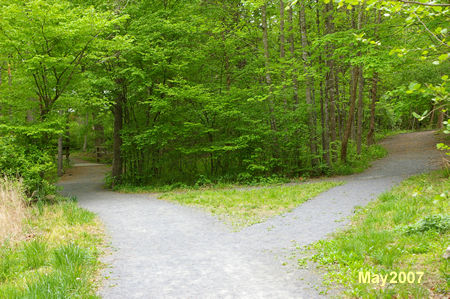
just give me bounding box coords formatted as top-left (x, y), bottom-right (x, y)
top-left (160, 181), bottom-right (342, 228)
top-left (331, 143), bottom-right (388, 176)
top-left (0, 196), bottom-right (105, 298)
top-left (113, 175), bottom-right (292, 194)
top-left (113, 142), bottom-right (387, 193)
top-left (308, 170), bottom-right (449, 298)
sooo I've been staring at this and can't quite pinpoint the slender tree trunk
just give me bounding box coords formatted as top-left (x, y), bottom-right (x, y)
top-left (335, 69), bottom-right (344, 140)
top-left (279, 0), bottom-right (288, 108)
top-left (356, 69), bottom-right (364, 154)
top-left (299, 2), bottom-right (318, 167)
top-left (112, 94), bottom-right (124, 186)
top-left (437, 107), bottom-right (444, 128)
top-left (324, 1), bottom-right (336, 163)
top-left (82, 113), bottom-right (89, 152)
top-left (341, 67), bottom-right (359, 162)
top-left (356, 2), bottom-right (365, 155)
top-left (367, 72), bottom-right (378, 146)
top-left (57, 110), bottom-right (64, 177)
top-left (262, 4), bottom-right (277, 131)
top-left (429, 104), bottom-right (435, 128)
top-left (57, 135), bottom-right (63, 177)
top-left (366, 11), bottom-right (381, 146)
top-left (288, 7), bottom-right (299, 108)
top-left (65, 121), bottom-right (70, 162)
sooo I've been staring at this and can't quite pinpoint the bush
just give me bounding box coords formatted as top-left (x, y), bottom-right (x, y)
top-left (0, 136), bottom-right (56, 197)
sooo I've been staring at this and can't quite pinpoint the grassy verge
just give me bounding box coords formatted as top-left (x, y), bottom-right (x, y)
top-left (308, 170), bottom-right (449, 298)
top-left (0, 180), bottom-right (105, 298)
top-left (160, 181), bottom-right (342, 228)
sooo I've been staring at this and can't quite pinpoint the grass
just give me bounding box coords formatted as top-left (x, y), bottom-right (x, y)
top-left (0, 179), bottom-right (28, 243)
top-left (160, 181), bottom-right (342, 228)
top-left (307, 170), bottom-right (449, 298)
top-left (0, 180), bottom-right (105, 298)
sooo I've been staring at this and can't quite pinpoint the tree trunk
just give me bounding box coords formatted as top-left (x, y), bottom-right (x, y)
top-left (299, 2), bottom-right (318, 167)
top-left (57, 135), bottom-right (63, 177)
top-left (112, 95), bottom-right (124, 186)
top-left (261, 4), bottom-right (277, 131)
top-left (367, 72), bottom-right (378, 146)
top-left (324, 1), bottom-right (336, 163)
top-left (356, 68), bottom-right (364, 155)
top-left (336, 69), bottom-right (344, 140)
top-left (279, 0), bottom-right (287, 107)
top-left (82, 112), bottom-right (89, 152)
top-left (356, 2), bottom-right (365, 155)
top-left (288, 7), bottom-right (299, 108)
top-left (366, 11), bottom-right (381, 146)
top-left (341, 67), bottom-right (359, 162)
top-left (437, 107), bottom-right (444, 129)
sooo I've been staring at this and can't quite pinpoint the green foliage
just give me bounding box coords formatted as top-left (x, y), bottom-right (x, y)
top-left (0, 0), bottom-right (447, 194)
top-left (308, 170), bottom-right (450, 297)
top-left (0, 136), bottom-right (55, 197)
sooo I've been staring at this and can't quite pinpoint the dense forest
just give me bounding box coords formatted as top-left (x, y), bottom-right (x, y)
top-left (0, 0), bottom-right (448, 195)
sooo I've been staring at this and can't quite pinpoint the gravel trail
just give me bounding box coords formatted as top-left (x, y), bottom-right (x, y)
top-left (59, 131), bottom-right (442, 298)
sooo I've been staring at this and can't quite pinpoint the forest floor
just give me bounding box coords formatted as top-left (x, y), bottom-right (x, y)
top-left (58, 130), bottom-right (442, 298)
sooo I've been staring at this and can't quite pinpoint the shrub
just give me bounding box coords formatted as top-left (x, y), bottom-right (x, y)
top-left (0, 136), bottom-right (55, 197)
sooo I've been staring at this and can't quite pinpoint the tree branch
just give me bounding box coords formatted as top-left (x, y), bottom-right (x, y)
top-left (414, 12), bottom-right (450, 48)
top-left (394, 0), bottom-right (450, 7)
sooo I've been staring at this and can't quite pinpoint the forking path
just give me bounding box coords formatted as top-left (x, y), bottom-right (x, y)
top-left (59, 131), bottom-right (442, 298)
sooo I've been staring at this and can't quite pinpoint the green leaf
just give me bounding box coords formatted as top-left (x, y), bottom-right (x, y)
top-left (438, 54), bottom-right (448, 62)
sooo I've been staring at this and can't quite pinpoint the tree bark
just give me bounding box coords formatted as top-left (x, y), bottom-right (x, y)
top-left (341, 67), bottom-right (359, 162)
top-left (324, 1), bottom-right (336, 163)
top-left (367, 72), bottom-right (378, 146)
top-left (367, 11), bottom-right (381, 146)
top-left (82, 113), bottom-right (89, 152)
top-left (112, 94), bottom-right (124, 186)
top-left (356, 69), bottom-right (364, 154)
top-left (279, 0), bottom-right (287, 107)
top-left (57, 135), bottom-right (63, 177)
top-left (437, 107), bottom-right (444, 128)
top-left (356, 2), bottom-right (365, 155)
top-left (288, 7), bottom-right (299, 108)
top-left (299, 2), bottom-right (318, 167)
top-left (261, 4), bottom-right (277, 131)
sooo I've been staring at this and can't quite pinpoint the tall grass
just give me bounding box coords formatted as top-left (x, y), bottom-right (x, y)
top-left (0, 178), bottom-right (27, 244)
top-left (0, 179), bottom-right (104, 298)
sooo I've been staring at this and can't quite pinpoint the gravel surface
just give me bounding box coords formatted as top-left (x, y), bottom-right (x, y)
top-left (59, 131), bottom-right (442, 299)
